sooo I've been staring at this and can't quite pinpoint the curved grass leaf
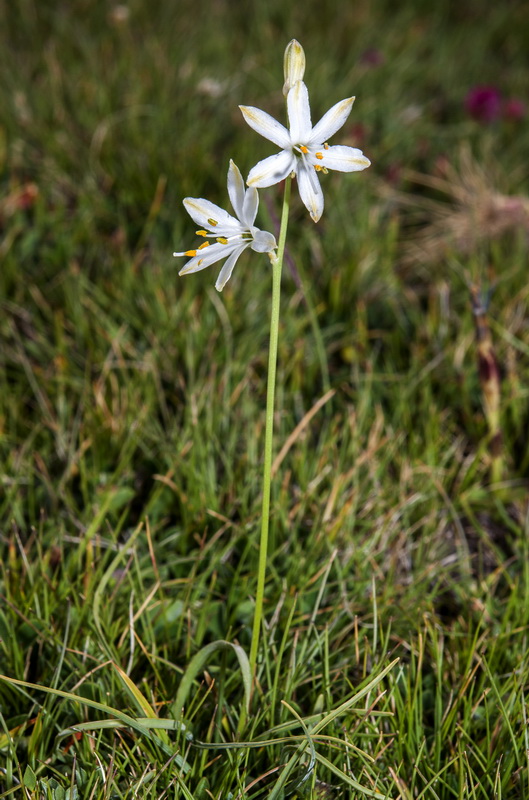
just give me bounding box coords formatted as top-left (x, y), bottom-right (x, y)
top-left (315, 752), bottom-right (392, 799)
top-left (275, 701), bottom-right (317, 798)
top-left (0, 673), bottom-right (190, 773)
top-left (171, 639), bottom-right (251, 719)
top-left (112, 662), bottom-right (170, 745)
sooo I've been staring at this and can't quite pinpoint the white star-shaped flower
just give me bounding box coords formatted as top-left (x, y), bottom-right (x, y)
top-left (174, 160), bottom-right (277, 292)
top-left (240, 81), bottom-right (370, 222)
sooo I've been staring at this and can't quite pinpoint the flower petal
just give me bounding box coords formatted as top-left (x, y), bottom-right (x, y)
top-left (177, 242), bottom-right (242, 274)
top-left (227, 161), bottom-right (246, 221)
top-left (247, 150), bottom-right (295, 187)
top-left (215, 246), bottom-right (246, 291)
top-left (287, 80), bottom-right (312, 142)
top-left (297, 162), bottom-right (324, 223)
top-left (251, 230), bottom-right (276, 253)
top-left (318, 144), bottom-right (371, 172)
top-left (239, 105), bottom-right (291, 149)
top-left (183, 197), bottom-right (240, 231)
top-left (310, 96), bottom-right (355, 144)
top-left (242, 186), bottom-right (259, 227)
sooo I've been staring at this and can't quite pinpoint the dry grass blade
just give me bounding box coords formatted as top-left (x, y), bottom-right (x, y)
top-left (383, 147), bottom-right (529, 268)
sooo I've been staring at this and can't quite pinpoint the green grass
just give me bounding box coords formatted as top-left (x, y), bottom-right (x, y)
top-left (1, 0), bottom-right (529, 797)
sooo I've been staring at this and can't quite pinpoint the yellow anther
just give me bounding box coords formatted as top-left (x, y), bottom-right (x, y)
top-left (323, 142), bottom-right (329, 150)
top-left (216, 236), bottom-right (229, 244)
top-left (196, 229), bottom-right (208, 237)
top-left (198, 241), bottom-right (210, 249)
top-left (299, 145), bottom-right (309, 154)
top-left (315, 152), bottom-right (324, 160)
top-left (207, 218), bottom-right (218, 226)
top-left (184, 249), bottom-right (197, 257)
top-left (314, 165), bottom-right (323, 172)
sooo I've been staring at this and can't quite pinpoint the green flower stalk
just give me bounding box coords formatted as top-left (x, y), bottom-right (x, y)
top-left (248, 175), bottom-right (291, 681)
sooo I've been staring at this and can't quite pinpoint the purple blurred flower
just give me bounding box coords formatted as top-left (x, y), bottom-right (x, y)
top-left (465, 86), bottom-right (502, 123)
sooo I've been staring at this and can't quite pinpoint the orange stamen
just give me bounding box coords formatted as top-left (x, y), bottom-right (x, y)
top-left (299, 145), bottom-right (309, 154)
top-left (184, 249), bottom-right (197, 257)
top-left (207, 218), bottom-right (218, 226)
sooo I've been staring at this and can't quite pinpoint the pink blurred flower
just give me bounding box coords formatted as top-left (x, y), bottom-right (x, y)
top-left (465, 86), bottom-right (502, 123)
top-left (503, 98), bottom-right (526, 121)
top-left (359, 48), bottom-right (384, 67)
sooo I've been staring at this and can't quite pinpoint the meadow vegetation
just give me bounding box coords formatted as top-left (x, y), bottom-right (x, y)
top-left (1, 0), bottom-right (529, 797)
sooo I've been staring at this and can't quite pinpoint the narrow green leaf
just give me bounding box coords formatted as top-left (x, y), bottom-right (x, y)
top-left (60, 717), bottom-right (190, 734)
top-left (92, 523), bottom-right (144, 653)
top-left (171, 640), bottom-right (251, 719)
top-left (311, 658), bottom-right (399, 735)
top-left (112, 662), bottom-right (170, 744)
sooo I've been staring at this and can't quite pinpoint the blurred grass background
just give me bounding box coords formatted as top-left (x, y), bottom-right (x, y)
top-left (1, 0), bottom-right (529, 797)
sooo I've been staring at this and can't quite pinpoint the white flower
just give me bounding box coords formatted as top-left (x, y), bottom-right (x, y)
top-left (240, 80), bottom-right (370, 222)
top-left (173, 161), bottom-right (277, 291)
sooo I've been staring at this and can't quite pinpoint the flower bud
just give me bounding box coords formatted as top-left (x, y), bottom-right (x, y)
top-left (283, 39), bottom-right (305, 97)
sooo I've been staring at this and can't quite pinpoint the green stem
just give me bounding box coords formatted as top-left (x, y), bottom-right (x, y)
top-left (249, 176), bottom-right (292, 684)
